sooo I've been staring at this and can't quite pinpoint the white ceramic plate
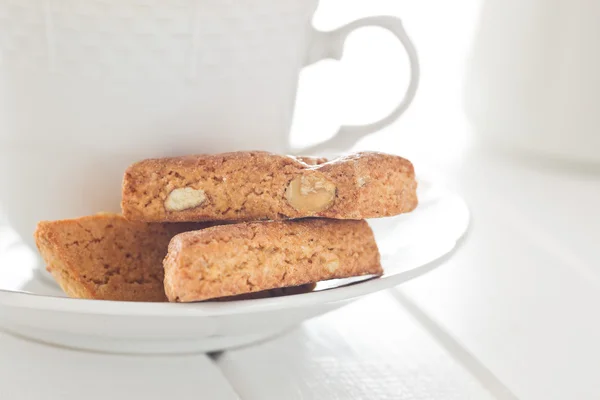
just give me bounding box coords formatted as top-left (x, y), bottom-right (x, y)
top-left (0, 175), bottom-right (469, 354)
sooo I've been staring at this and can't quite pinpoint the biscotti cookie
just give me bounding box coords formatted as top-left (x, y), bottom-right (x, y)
top-left (121, 151), bottom-right (417, 222)
top-left (34, 214), bottom-right (208, 302)
top-left (164, 219), bottom-right (382, 302)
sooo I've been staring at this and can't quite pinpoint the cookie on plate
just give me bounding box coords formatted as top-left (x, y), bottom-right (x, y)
top-left (164, 219), bottom-right (382, 302)
top-left (121, 151), bottom-right (417, 222)
top-left (34, 213), bottom-right (208, 302)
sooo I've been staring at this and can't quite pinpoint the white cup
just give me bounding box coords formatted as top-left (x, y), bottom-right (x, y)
top-left (465, 0), bottom-right (600, 165)
top-left (0, 0), bottom-right (418, 250)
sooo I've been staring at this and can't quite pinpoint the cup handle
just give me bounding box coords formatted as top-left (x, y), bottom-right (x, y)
top-left (294, 16), bottom-right (419, 155)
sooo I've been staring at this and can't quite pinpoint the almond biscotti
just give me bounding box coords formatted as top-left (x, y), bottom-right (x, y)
top-left (121, 151), bottom-right (417, 222)
top-left (34, 214), bottom-right (208, 302)
top-left (164, 219), bottom-right (382, 302)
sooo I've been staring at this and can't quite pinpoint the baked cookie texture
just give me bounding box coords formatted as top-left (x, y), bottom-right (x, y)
top-left (121, 151), bottom-right (417, 222)
top-left (164, 219), bottom-right (382, 302)
top-left (34, 213), bottom-right (208, 302)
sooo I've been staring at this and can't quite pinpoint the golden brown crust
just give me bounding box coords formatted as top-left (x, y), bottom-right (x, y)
top-left (164, 219), bottom-right (382, 302)
top-left (121, 151), bottom-right (417, 222)
top-left (34, 214), bottom-right (208, 302)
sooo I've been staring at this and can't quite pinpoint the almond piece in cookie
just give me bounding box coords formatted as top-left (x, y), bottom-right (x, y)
top-left (285, 173), bottom-right (336, 213)
top-left (165, 187), bottom-right (207, 211)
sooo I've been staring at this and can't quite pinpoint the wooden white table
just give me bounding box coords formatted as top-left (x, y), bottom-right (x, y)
top-left (2, 1), bottom-right (599, 399)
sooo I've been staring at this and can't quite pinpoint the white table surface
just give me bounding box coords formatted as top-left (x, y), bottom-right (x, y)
top-left (2, 1), bottom-right (599, 399)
